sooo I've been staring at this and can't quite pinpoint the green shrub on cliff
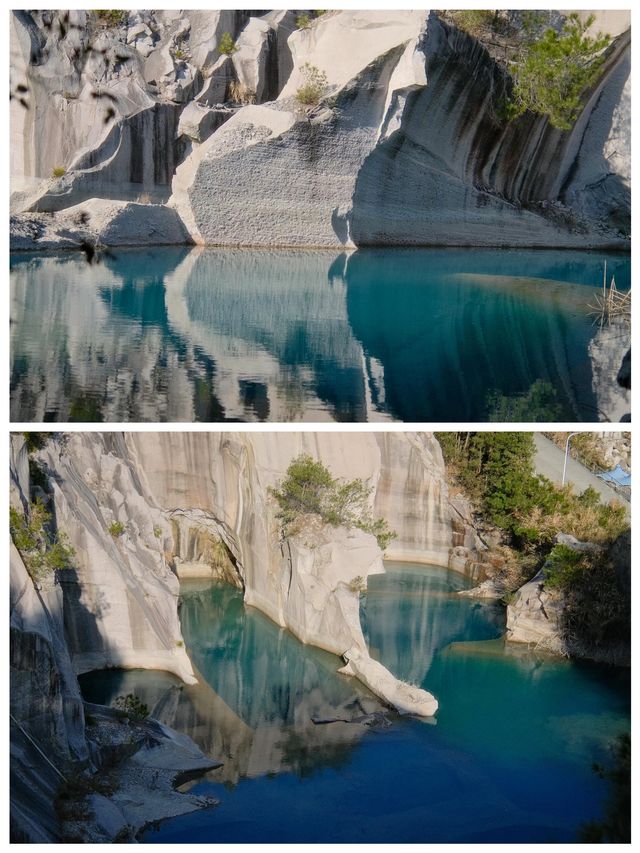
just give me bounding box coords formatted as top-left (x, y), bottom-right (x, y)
top-left (508, 13), bottom-right (611, 130)
top-left (436, 432), bottom-right (628, 547)
top-left (113, 693), bottom-right (149, 721)
top-left (295, 63), bottom-right (328, 106)
top-left (10, 499), bottom-right (75, 581)
top-left (95, 10), bottom-right (126, 27)
top-left (217, 32), bottom-right (237, 56)
top-left (437, 433), bottom-right (630, 656)
top-left (270, 454), bottom-right (396, 551)
top-left (108, 520), bottom-right (125, 538)
top-left (449, 10), bottom-right (496, 36)
top-left (22, 432), bottom-right (50, 453)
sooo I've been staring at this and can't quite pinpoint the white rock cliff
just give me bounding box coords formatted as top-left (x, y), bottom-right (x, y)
top-left (10, 10), bottom-right (630, 249)
top-left (12, 432), bottom-right (475, 722)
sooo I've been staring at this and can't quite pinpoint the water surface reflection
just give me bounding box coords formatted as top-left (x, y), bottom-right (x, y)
top-left (11, 247), bottom-right (629, 422)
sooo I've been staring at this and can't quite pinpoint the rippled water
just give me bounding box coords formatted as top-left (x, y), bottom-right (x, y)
top-left (10, 247), bottom-right (630, 422)
top-left (80, 565), bottom-right (630, 843)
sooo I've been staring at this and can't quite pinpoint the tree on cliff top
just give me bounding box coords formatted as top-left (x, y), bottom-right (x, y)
top-left (507, 13), bottom-right (612, 130)
top-left (446, 11), bottom-right (612, 131)
top-left (269, 454), bottom-right (396, 551)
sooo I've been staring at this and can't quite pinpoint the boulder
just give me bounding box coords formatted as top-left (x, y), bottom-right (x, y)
top-left (505, 570), bottom-right (567, 653)
top-left (340, 647), bottom-right (438, 717)
top-left (178, 102), bottom-right (233, 142)
top-left (232, 17), bottom-right (277, 104)
top-left (11, 199), bottom-right (192, 250)
top-left (555, 533), bottom-right (603, 553)
top-left (195, 55), bottom-right (235, 105)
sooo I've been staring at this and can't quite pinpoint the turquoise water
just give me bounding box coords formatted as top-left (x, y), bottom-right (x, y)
top-left (10, 247), bottom-right (630, 422)
top-left (80, 566), bottom-right (630, 843)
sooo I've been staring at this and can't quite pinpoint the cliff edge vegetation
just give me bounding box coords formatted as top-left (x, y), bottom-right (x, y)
top-left (436, 431), bottom-right (630, 662)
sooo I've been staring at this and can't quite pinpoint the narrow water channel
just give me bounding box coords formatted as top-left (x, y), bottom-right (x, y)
top-left (80, 564), bottom-right (630, 843)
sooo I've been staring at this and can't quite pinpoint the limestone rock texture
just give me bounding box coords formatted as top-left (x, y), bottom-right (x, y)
top-left (13, 432), bottom-right (468, 718)
top-left (340, 647), bottom-right (439, 716)
top-left (10, 200), bottom-right (193, 250)
top-left (10, 433), bottom-right (221, 841)
top-left (505, 569), bottom-right (567, 655)
top-left (588, 317), bottom-right (631, 422)
top-left (25, 435), bottom-right (197, 683)
top-left (10, 537), bottom-right (90, 842)
top-left (11, 10), bottom-right (630, 249)
top-left (175, 9), bottom-right (630, 248)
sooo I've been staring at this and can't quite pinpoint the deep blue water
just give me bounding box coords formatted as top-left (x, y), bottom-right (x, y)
top-left (10, 247), bottom-right (630, 422)
top-left (79, 566), bottom-right (630, 843)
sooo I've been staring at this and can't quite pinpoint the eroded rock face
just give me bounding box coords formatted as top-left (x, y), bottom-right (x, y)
top-left (12, 10), bottom-right (630, 248)
top-left (175, 10), bottom-right (630, 248)
top-left (11, 9), bottom-right (252, 215)
top-left (10, 434), bottom-right (86, 841)
top-left (374, 432), bottom-right (459, 566)
top-left (11, 199), bottom-right (192, 250)
top-left (505, 570), bottom-right (567, 654)
top-left (15, 432), bottom-right (466, 717)
top-left (32, 435), bottom-right (197, 683)
top-left (340, 647), bottom-right (438, 716)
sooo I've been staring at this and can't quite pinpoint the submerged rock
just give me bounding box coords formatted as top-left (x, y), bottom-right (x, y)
top-left (340, 648), bottom-right (438, 717)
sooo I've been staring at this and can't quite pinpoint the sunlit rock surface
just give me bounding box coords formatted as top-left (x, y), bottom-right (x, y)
top-left (176, 10), bottom-right (630, 248)
top-left (340, 647), bottom-right (438, 716)
top-left (11, 10), bottom-right (630, 249)
top-left (505, 570), bottom-right (567, 654)
top-left (10, 200), bottom-right (192, 250)
top-left (30, 435), bottom-right (197, 683)
top-left (14, 432), bottom-right (470, 717)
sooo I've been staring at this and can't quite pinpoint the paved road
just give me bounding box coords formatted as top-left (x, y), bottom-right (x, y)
top-left (533, 434), bottom-right (630, 512)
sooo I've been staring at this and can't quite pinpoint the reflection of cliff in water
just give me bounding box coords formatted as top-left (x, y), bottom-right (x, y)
top-left (10, 246), bottom-right (629, 422)
top-left (343, 249), bottom-right (629, 422)
top-left (361, 564), bottom-right (504, 688)
top-left (10, 248), bottom-right (370, 423)
top-left (169, 249), bottom-right (370, 421)
top-left (80, 581), bottom-right (383, 786)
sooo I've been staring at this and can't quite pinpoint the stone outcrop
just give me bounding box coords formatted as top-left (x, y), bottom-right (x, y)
top-left (11, 10), bottom-right (630, 249)
top-left (589, 317), bottom-right (631, 422)
top-left (339, 648), bottom-right (438, 716)
top-left (30, 435), bottom-right (198, 683)
top-left (505, 569), bottom-right (567, 654)
top-left (505, 532), bottom-right (626, 659)
top-left (10, 434), bottom-right (215, 842)
top-left (174, 10), bottom-right (630, 248)
top-left (14, 432), bottom-right (470, 720)
top-left (10, 199), bottom-right (192, 251)
top-left (374, 432), bottom-right (473, 567)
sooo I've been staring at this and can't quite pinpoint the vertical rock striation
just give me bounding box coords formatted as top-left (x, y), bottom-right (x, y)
top-left (12, 10), bottom-right (630, 248)
top-left (13, 432), bottom-right (479, 718)
top-left (33, 434), bottom-right (197, 683)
